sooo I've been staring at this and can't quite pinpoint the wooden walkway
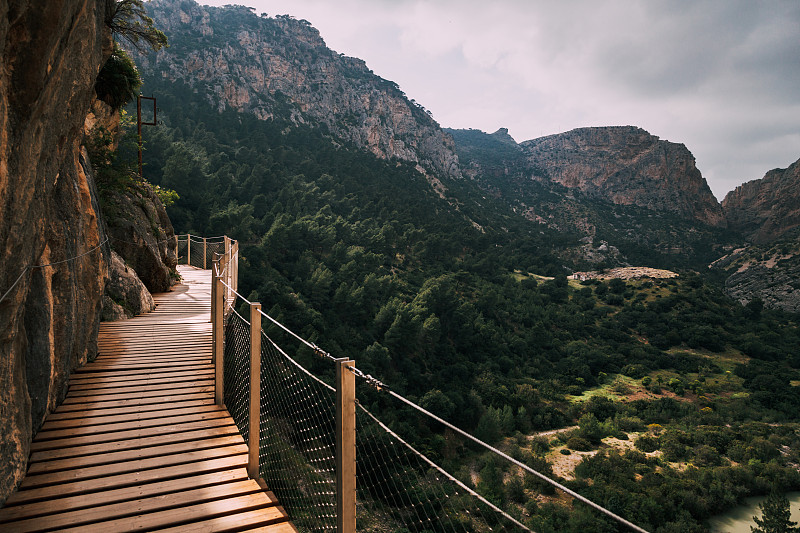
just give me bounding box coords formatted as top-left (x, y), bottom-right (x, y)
top-left (0, 266), bottom-right (294, 532)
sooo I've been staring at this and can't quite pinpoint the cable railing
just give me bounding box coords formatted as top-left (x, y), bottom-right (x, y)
top-left (207, 261), bottom-right (652, 533)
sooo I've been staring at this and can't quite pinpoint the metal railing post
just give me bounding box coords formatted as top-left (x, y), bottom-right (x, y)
top-left (248, 302), bottom-right (262, 479)
top-left (336, 358), bottom-right (356, 533)
top-left (203, 238), bottom-right (207, 270)
top-left (186, 234), bottom-right (191, 266)
top-left (212, 259), bottom-right (224, 406)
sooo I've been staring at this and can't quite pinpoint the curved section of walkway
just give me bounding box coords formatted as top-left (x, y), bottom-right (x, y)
top-left (0, 266), bottom-right (293, 532)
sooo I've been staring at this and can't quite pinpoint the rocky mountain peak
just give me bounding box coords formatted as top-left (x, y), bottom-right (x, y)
top-left (490, 127), bottom-right (518, 145)
top-left (520, 126), bottom-right (725, 227)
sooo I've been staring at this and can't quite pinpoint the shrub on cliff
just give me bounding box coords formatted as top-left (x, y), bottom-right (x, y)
top-left (95, 44), bottom-right (141, 110)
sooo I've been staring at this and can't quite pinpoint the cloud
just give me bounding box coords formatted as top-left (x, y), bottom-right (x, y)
top-left (200, 0), bottom-right (800, 199)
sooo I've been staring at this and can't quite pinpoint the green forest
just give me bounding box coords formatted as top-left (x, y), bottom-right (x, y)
top-left (125, 74), bottom-right (800, 532)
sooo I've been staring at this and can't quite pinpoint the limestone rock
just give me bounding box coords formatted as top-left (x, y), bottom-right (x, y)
top-left (102, 251), bottom-right (156, 320)
top-left (136, 0), bottom-right (461, 182)
top-left (0, 0), bottom-right (110, 504)
top-left (105, 181), bottom-right (178, 293)
top-left (520, 126), bottom-right (725, 227)
top-left (722, 157), bottom-right (800, 244)
top-left (710, 236), bottom-right (800, 313)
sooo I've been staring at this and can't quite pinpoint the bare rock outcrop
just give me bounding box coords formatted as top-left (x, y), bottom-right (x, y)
top-left (104, 181), bottom-right (178, 293)
top-left (102, 251), bottom-right (156, 321)
top-left (520, 126), bottom-right (725, 227)
top-left (136, 0), bottom-right (461, 181)
top-left (721, 157), bottom-right (800, 244)
top-left (0, 0), bottom-right (111, 504)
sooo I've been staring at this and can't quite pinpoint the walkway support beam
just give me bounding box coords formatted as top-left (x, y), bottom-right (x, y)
top-left (212, 258), bottom-right (224, 406)
top-left (186, 235), bottom-right (191, 266)
top-left (248, 302), bottom-right (262, 479)
top-left (336, 358), bottom-right (356, 533)
top-left (203, 238), bottom-right (207, 270)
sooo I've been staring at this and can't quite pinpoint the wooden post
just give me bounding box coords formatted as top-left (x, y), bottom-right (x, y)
top-left (336, 358), bottom-right (356, 533)
top-left (232, 242), bottom-right (239, 293)
top-left (219, 251), bottom-right (228, 310)
top-left (186, 235), bottom-right (191, 266)
top-left (213, 260), bottom-right (224, 406)
top-left (224, 236), bottom-right (231, 289)
top-left (203, 238), bottom-right (207, 270)
top-left (248, 302), bottom-right (262, 479)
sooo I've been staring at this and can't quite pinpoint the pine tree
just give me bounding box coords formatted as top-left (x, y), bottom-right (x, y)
top-left (751, 491), bottom-right (799, 533)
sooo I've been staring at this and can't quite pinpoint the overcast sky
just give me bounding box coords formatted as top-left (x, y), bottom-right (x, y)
top-left (201, 0), bottom-right (799, 200)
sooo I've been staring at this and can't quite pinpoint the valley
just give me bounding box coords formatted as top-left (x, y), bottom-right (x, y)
top-left (121, 1), bottom-right (800, 531)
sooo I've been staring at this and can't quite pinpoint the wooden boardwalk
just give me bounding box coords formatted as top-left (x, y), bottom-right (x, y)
top-left (0, 266), bottom-right (294, 532)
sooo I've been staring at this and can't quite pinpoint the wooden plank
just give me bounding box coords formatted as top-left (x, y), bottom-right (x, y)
top-left (6, 455), bottom-right (247, 506)
top-left (2, 480), bottom-right (265, 532)
top-left (68, 377), bottom-right (213, 395)
top-left (155, 510), bottom-right (296, 533)
top-left (32, 411), bottom-right (232, 447)
top-left (62, 385), bottom-right (214, 404)
top-left (53, 392), bottom-right (214, 413)
top-left (237, 524), bottom-right (298, 533)
top-left (20, 444), bottom-right (248, 489)
top-left (68, 370), bottom-right (215, 389)
top-left (42, 402), bottom-right (221, 425)
top-left (56, 493), bottom-right (286, 533)
top-left (36, 405), bottom-right (227, 434)
top-left (90, 353), bottom-right (211, 363)
top-left (27, 435), bottom-right (245, 474)
top-left (77, 362), bottom-right (212, 372)
top-left (29, 423), bottom-right (241, 462)
top-left (0, 469), bottom-right (249, 523)
top-left (73, 362), bottom-right (211, 377)
top-left (68, 367), bottom-right (214, 385)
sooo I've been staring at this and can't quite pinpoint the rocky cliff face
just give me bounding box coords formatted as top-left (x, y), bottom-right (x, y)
top-left (0, 0), bottom-right (111, 504)
top-left (710, 237), bottom-right (800, 313)
top-left (138, 0), bottom-right (460, 180)
top-left (520, 126), bottom-right (725, 227)
top-left (721, 157), bottom-right (800, 244)
top-left (105, 180), bottom-right (178, 294)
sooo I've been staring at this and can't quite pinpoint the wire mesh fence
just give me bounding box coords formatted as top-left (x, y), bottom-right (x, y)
top-left (355, 404), bottom-right (524, 532)
top-left (257, 330), bottom-right (339, 532)
top-left (220, 301), bottom-right (532, 532)
top-left (224, 310), bottom-right (252, 445)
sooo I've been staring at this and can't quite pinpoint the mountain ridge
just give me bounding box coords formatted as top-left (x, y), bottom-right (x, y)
top-left (140, 0), bottom-right (461, 180)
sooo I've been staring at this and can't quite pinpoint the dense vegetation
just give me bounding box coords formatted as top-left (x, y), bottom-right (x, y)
top-left (447, 128), bottom-right (740, 271)
top-left (134, 74), bottom-right (800, 532)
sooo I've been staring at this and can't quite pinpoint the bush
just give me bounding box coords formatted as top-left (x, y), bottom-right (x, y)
top-left (622, 364), bottom-right (647, 379)
top-left (566, 435), bottom-right (594, 451)
top-left (95, 43), bottom-right (141, 110)
top-left (635, 434), bottom-right (660, 453)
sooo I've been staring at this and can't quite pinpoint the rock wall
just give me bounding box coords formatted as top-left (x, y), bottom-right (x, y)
top-left (722, 157), bottom-right (800, 244)
top-left (520, 126), bottom-right (725, 227)
top-left (102, 251), bottom-right (156, 321)
top-left (105, 180), bottom-right (178, 294)
top-left (0, 0), bottom-right (111, 504)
